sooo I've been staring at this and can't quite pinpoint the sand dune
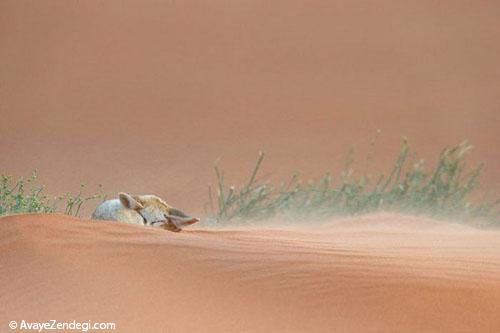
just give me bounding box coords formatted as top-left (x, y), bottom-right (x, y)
top-left (1, 213), bottom-right (499, 332)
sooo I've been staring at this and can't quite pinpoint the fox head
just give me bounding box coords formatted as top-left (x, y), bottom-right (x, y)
top-left (118, 192), bottom-right (199, 231)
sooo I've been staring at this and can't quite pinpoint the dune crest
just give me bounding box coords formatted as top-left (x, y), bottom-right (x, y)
top-left (1, 213), bottom-right (500, 332)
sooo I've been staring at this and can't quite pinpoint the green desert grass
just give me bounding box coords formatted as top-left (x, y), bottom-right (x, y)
top-left (0, 171), bottom-right (104, 217)
top-left (1, 141), bottom-right (498, 225)
top-left (207, 140), bottom-right (500, 225)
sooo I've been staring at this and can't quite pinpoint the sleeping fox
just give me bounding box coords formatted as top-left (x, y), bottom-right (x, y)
top-left (92, 192), bottom-right (199, 232)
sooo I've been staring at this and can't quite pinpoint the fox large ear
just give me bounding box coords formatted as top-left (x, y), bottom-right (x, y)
top-left (166, 208), bottom-right (200, 227)
top-left (119, 192), bottom-right (144, 210)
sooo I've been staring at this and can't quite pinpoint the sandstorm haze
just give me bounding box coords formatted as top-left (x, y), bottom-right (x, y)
top-left (1, 0), bottom-right (499, 213)
top-left (2, 2), bottom-right (500, 333)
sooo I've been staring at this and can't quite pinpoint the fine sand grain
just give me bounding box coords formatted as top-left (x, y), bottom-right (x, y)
top-left (1, 213), bottom-right (499, 332)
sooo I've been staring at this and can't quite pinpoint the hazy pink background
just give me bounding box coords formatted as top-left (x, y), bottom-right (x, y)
top-left (1, 1), bottom-right (499, 214)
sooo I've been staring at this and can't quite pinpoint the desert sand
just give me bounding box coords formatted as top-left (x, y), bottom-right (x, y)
top-left (2, 1), bottom-right (500, 332)
top-left (1, 213), bottom-right (500, 332)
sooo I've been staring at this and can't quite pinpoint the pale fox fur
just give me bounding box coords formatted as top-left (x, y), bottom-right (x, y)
top-left (92, 193), bottom-right (199, 232)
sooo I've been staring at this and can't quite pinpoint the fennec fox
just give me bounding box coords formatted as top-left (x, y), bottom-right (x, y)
top-left (92, 193), bottom-right (199, 232)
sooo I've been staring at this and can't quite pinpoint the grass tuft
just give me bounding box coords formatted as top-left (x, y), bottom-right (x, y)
top-left (2, 140), bottom-right (498, 225)
top-left (0, 171), bottom-right (105, 217)
top-left (207, 141), bottom-right (499, 225)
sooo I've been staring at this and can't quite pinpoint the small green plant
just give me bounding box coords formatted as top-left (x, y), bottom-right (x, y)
top-left (0, 171), bottom-right (104, 217)
top-left (207, 141), bottom-right (499, 225)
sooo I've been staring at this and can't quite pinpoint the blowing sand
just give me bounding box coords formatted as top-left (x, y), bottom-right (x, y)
top-left (1, 213), bottom-right (499, 332)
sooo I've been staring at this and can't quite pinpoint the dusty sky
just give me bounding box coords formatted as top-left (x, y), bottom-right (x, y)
top-left (1, 0), bottom-right (499, 215)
